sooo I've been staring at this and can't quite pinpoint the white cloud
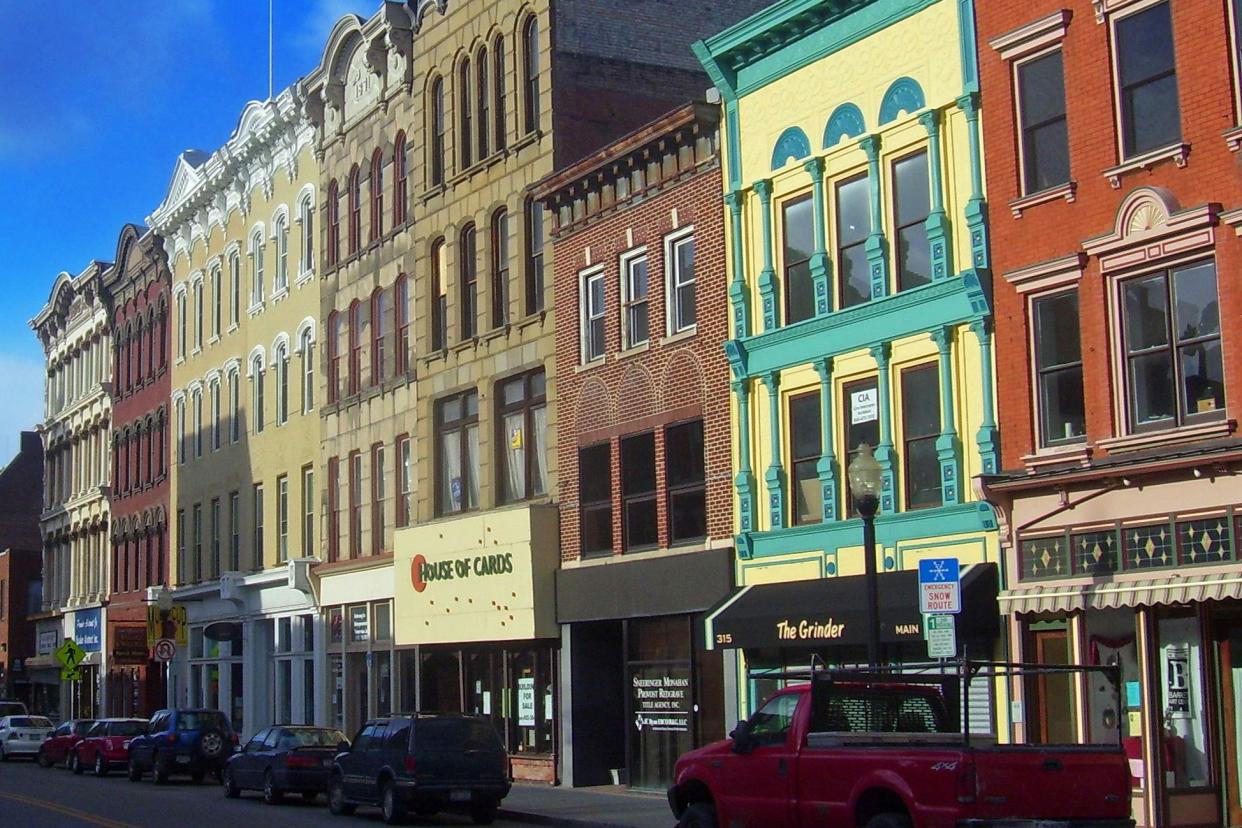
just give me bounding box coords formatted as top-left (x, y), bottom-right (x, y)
top-left (0, 352), bottom-right (45, 463)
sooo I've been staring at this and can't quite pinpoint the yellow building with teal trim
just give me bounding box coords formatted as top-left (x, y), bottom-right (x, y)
top-left (695, 0), bottom-right (1004, 719)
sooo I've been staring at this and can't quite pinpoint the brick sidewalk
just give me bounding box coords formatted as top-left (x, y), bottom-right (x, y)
top-left (500, 783), bottom-right (673, 828)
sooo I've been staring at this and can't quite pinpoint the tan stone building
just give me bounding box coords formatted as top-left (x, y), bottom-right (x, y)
top-left (149, 87), bottom-right (322, 738)
top-left (302, 0), bottom-right (766, 781)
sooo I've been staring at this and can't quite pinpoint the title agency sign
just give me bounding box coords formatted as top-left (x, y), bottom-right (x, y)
top-left (74, 608), bottom-right (102, 653)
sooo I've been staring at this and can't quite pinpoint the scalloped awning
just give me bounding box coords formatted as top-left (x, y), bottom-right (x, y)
top-left (1000, 569), bottom-right (1242, 614)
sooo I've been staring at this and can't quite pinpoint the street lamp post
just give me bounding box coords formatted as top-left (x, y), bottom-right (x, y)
top-left (848, 443), bottom-right (883, 667)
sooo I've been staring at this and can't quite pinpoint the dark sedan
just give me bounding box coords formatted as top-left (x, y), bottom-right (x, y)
top-left (223, 726), bottom-right (348, 804)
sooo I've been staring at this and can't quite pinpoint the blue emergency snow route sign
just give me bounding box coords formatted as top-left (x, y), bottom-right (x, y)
top-left (918, 557), bottom-right (960, 614)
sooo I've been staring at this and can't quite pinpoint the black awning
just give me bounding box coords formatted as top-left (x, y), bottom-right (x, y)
top-left (705, 562), bottom-right (998, 650)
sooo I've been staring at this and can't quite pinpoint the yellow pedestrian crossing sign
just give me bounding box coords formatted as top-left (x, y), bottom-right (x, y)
top-left (55, 637), bottom-right (86, 682)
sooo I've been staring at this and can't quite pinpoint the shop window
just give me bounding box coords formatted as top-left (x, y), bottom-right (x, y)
top-left (835, 173), bottom-right (871, 308)
top-left (782, 194), bottom-right (815, 324)
top-left (621, 432), bottom-right (657, 551)
top-left (329, 607), bottom-right (343, 645)
top-left (1073, 530), bottom-right (1118, 576)
top-left (278, 617), bottom-right (292, 654)
top-left (1085, 610), bottom-right (1139, 749)
top-left (666, 231), bottom-right (696, 334)
top-left (621, 251), bottom-right (649, 349)
top-left (1122, 260), bottom-right (1223, 431)
top-left (579, 443), bottom-right (612, 557)
top-left (665, 420), bottom-right (706, 544)
top-left (843, 377), bottom-right (879, 517)
top-left (892, 151), bottom-right (931, 291)
top-left (1032, 290), bottom-right (1085, 446)
top-left (1157, 611), bottom-right (1210, 787)
top-left (349, 604), bottom-right (369, 643)
top-left (498, 370), bottom-right (547, 503)
top-left (789, 392), bottom-right (822, 526)
top-left (1113, 1), bottom-right (1181, 159)
top-left (1177, 516), bottom-right (1231, 565)
top-left (901, 363), bottom-right (941, 510)
top-left (436, 390), bottom-right (479, 515)
top-left (1017, 50), bottom-right (1070, 193)
top-left (373, 602), bottom-right (391, 642)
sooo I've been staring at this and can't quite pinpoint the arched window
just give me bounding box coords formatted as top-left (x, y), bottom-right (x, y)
top-left (194, 279), bottom-right (204, 349)
top-left (300, 327), bottom-right (315, 413)
top-left (327, 179), bottom-right (341, 265)
top-left (299, 193), bottom-right (315, 274)
top-left (460, 57), bottom-right (473, 169)
top-left (493, 35), bottom-right (507, 150)
top-left (431, 239), bottom-right (446, 350)
top-left (210, 265), bottom-right (222, 337)
top-left (249, 231), bottom-right (265, 307)
top-left (348, 165), bottom-right (362, 255)
top-left (460, 223), bottom-right (478, 339)
top-left (146, 308), bottom-right (156, 378)
top-left (394, 274), bottom-right (410, 374)
top-left (477, 47), bottom-right (490, 159)
top-left (158, 298), bottom-right (168, 369)
top-left (393, 132), bottom-right (408, 225)
top-left (327, 311), bottom-right (341, 404)
top-left (524, 197), bottom-right (545, 314)
top-left (275, 216), bottom-right (289, 292)
top-left (176, 293), bottom-right (187, 359)
top-left (522, 16), bottom-right (540, 134)
top-left (228, 252), bottom-right (241, 326)
top-left (430, 78), bottom-right (445, 186)
top-left (251, 356), bottom-right (265, 434)
top-left (491, 208), bottom-right (510, 328)
top-left (228, 369), bottom-right (241, 443)
top-left (370, 149), bottom-right (384, 242)
top-left (210, 379), bottom-right (221, 451)
top-left (348, 300), bottom-right (367, 395)
top-left (191, 388), bottom-right (203, 458)
top-left (134, 319), bottom-right (144, 384)
top-left (275, 342), bottom-right (289, 426)
top-left (372, 288), bottom-right (389, 382)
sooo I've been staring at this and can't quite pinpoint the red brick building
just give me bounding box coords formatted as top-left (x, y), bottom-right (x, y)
top-left (101, 224), bottom-right (172, 717)
top-left (977, 3), bottom-right (1242, 826)
top-left (0, 432), bottom-right (45, 703)
top-left (535, 102), bottom-right (733, 790)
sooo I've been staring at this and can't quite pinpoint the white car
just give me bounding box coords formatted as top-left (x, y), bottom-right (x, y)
top-left (0, 715), bottom-right (54, 760)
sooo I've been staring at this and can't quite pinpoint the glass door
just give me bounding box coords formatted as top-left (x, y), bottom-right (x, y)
top-left (1215, 621), bottom-right (1242, 826)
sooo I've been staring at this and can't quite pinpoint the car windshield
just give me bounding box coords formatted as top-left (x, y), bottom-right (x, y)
top-left (74, 721), bottom-right (95, 734)
top-left (111, 721), bottom-right (147, 737)
top-left (415, 718), bottom-right (502, 751)
top-left (282, 729), bottom-right (347, 748)
top-left (176, 712), bottom-right (227, 732)
top-left (9, 717), bottom-right (51, 729)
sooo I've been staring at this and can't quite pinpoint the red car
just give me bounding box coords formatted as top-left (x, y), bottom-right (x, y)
top-left (37, 719), bottom-right (95, 770)
top-left (73, 718), bottom-right (148, 777)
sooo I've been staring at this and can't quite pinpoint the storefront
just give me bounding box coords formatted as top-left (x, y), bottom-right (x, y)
top-left (557, 547), bottom-right (734, 790)
top-left (106, 603), bottom-right (160, 718)
top-left (394, 505), bottom-right (560, 782)
top-left (25, 621), bottom-right (64, 719)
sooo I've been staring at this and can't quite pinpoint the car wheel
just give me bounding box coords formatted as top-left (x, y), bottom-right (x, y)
top-left (199, 728), bottom-right (225, 762)
top-left (222, 767), bottom-right (241, 798)
top-left (36, 748), bottom-right (52, 769)
top-left (94, 753), bottom-right (107, 777)
top-left (127, 757), bottom-right (142, 782)
top-left (864, 814), bottom-right (913, 828)
top-left (470, 800), bottom-right (498, 826)
top-left (71, 750), bottom-right (83, 775)
top-left (677, 802), bottom-right (719, 828)
top-left (327, 775), bottom-right (355, 816)
top-left (263, 770), bottom-right (284, 805)
top-left (153, 753), bottom-right (170, 785)
top-left (380, 779), bottom-right (406, 824)
top-left (300, 791), bottom-right (318, 804)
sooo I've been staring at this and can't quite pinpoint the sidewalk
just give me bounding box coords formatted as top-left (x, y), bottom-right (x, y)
top-left (500, 783), bottom-right (674, 828)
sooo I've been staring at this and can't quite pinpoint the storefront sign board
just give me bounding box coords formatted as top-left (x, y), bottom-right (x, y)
top-left (632, 668), bottom-right (691, 733)
top-left (918, 558), bottom-right (960, 614)
top-left (517, 677), bottom-right (536, 727)
top-left (74, 609), bottom-right (102, 652)
top-left (38, 629), bottom-right (57, 655)
top-left (112, 627), bottom-right (149, 664)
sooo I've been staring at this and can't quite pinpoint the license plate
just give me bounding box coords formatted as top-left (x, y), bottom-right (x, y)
top-left (322, 758), bottom-right (333, 767)
top-left (176, 755), bottom-right (191, 764)
top-left (450, 790), bottom-right (471, 803)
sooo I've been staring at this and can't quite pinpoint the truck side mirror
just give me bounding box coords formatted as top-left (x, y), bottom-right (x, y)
top-left (729, 720), bottom-right (754, 754)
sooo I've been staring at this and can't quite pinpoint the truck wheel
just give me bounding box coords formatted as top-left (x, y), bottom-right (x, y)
top-left (865, 814), bottom-right (912, 828)
top-left (328, 775), bottom-right (355, 816)
top-left (127, 758), bottom-right (142, 782)
top-left (380, 779), bottom-right (406, 824)
top-left (678, 803), bottom-right (718, 828)
top-left (470, 800), bottom-right (498, 825)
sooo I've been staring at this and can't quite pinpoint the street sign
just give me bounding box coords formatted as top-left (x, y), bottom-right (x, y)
top-left (55, 638), bottom-right (86, 671)
top-left (926, 614), bottom-right (957, 659)
top-left (153, 638), bottom-right (176, 662)
top-left (918, 557), bottom-right (961, 614)
top-left (60, 665), bottom-right (82, 682)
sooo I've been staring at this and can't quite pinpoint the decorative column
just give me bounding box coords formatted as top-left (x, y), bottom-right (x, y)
top-left (860, 135), bottom-right (889, 301)
top-left (870, 343), bottom-right (896, 514)
top-left (971, 318), bottom-right (1000, 474)
top-left (931, 326), bottom-right (961, 505)
top-left (724, 189), bottom-right (752, 339)
top-left (762, 371), bottom-right (785, 530)
top-left (753, 179), bottom-right (779, 331)
top-left (813, 358), bottom-right (839, 522)
top-left (919, 109), bottom-right (952, 280)
top-left (957, 92), bottom-right (989, 270)
top-left (733, 379), bottom-right (757, 540)
top-left (802, 157), bottom-right (832, 315)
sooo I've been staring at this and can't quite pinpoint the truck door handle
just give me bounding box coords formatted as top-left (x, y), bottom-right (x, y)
top-left (778, 758), bottom-right (788, 777)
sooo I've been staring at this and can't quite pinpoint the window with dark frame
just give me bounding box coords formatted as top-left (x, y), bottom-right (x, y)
top-left (395, 275), bottom-right (410, 374)
top-left (327, 311), bottom-right (341, 404)
top-left (460, 224), bottom-right (478, 339)
top-left (459, 57), bottom-right (473, 169)
top-left (393, 132), bottom-right (408, 225)
top-left (623, 252), bottom-right (649, 348)
top-left (493, 36), bottom-right (506, 150)
top-left (370, 149), bottom-right (384, 242)
top-left (431, 239), bottom-right (447, 350)
top-left (789, 392), bottom-right (822, 525)
top-left (836, 173), bottom-right (871, 308)
top-left (477, 48), bottom-right (490, 159)
top-left (327, 180), bottom-right (340, 265)
top-left (525, 199), bottom-right (545, 314)
top-left (1115, 1), bottom-right (1181, 159)
top-left (901, 363), bottom-right (942, 510)
top-left (1017, 50), bottom-right (1070, 193)
top-left (348, 165), bottom-right (361, 255)
top-left (579, 443), bottom-right (611, 557)
top-left (430, 77), bottom-right (445, 187)
top-left (621, 432), bottom-right (657, 551)
top-left (372, 288), bottom-right (388, 383)
top-left (665, 420), bottom-right (706, 543)
top-left (523, 16), bottom-right (540, 134)
top-left (348, 451), bottom-right (362, 558)
top-left (582, 270), bottom-right (605, 362)
top-left (397, 435), bottom-right (412, 528)
top-left (193, 503), bottom-right (202, 582)
top-left (1122, 260), bottom-right (1223, 430)
top-left (782, 195), bottom-right (815, 325)
top-left (253, 483), bottom-right (265, 568)
top-left (893, 150), bottom-right (931, 291)
top-left (1032, 290), bottom-right (1085, 446)
top-left (211, 498), bottom-right (221, 577)
top-left (436, 390), bottom-right (479, 515)
top-left (843, 377), bottom-right (880, 517)
top-left (497, 370), bottom-right (547, 503)
top-left (371, 444), bottom-right (385, 556)
top-left (349, 299), bottom-right (366, 395)
top-left (492, 210), bottom-right (510, 328)
top-left (327, 458), bottom-right (339, 562)
top-left (229, 491), bottom-right (240, 571)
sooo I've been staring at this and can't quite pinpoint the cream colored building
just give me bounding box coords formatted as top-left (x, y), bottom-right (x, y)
top-left (148, 87), bottom-right (323, 737)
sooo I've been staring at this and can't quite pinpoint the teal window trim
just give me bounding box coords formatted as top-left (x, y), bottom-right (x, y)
top-left (802, 157), bottom-right (831, 316)
top-left (813, 357), bottom-right (839, 522)
top-left (870, 342), bottom-right (897, 514)
top-left (878, 77), bottom-right (927, 126)
top-left (725, 189), bottom-right (751, 339)
top-left (919, 109), bottom-right (952, 281)
top-left (733, 378), bottom-right (757, 534)
top-left (930, 326), bottom-right (961, 505)
top-left (860, 135), bottom-right (889, 301)
top-left (957, 92), bottom-right (989, 270)
top-left (772, 126), bottom-right (812, 171)
top-left (958, 0), bottom-right (980, 95)
top-left (970, 318), bottom-right (999, 475)
top-left (754, 179), bottom-right (779, 331)
top-left (824, 103), bottom-right (866, 149)
top-left (762, 371), bottom-right (785, 529)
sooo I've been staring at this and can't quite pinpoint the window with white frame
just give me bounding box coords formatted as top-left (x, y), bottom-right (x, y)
top-left (1112, 1), bottom-right (1181, 159)
top-left (228, 369), bottom-right (240, 443)
top-left (1016, 49), bottom-right (1070, 193)
top-left (251, 355), bottom-right (265, 434)
top-left (666, 230), bottom-right (696, 334)
top-left (249, 231), bottom-right (265, 307)
top-left (193, 280), bottom-right (203, 350)
top-left (275, 216), bottom-right (289, 293)
top-left (580, 268), bottom-right (605, 363)
top-left (1032, 290), bottom-right (1085, 446)
top-left (210, 379), bottom-right (221, 451)
top-left (210, 265), bottom-right (222, 338)
top-left (176, 293), bottom-right (187, 359)
top-left (275, 342), bottom-right (290, 426)
top-left (299, 194), bottom-right (315, 275)
top-left (300, 328), bottom-right (314, 413)
top-left (176, 398), bottom-right (185, 464)
top-left (277, 473), bottom-right (289, 562)
top-left (192, 388), bottom-right (203, 458)
top-left (229, 252), bottom-right (241, 326)
top-left (621, 250), bottom-right (649, 349)
top-left (301, 465), bottom-right (314, 558)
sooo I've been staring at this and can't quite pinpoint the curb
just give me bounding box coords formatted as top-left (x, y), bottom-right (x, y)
top-left (498, 808), bottom-right (638, 828)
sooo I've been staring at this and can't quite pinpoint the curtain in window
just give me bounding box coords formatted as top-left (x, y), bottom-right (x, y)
top-left (504, 411), bottom-right (525, 500)
top-left (466, 423), bottom-right (480, 508)
top-left (531, 404), bottom-right (547, 496)
top-left (442, 431), bottom-right (462, 511)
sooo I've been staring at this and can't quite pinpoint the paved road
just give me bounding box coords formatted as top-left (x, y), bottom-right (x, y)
top-left (0, 756), bottom-right (532, 828)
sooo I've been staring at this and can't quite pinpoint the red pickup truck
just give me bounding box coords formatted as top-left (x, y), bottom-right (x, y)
top-left (668, 664), bottom-right (1133, 828)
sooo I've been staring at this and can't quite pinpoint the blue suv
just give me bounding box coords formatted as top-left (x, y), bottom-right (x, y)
top-left (127, 709), bottom-right (237, 784)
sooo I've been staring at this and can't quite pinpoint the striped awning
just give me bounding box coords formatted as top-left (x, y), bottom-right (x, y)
top-left (1000, 570), bottom-right (1242, 614)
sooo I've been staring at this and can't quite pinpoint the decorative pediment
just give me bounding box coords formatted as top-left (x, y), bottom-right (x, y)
top-left (1083, 186), bottom-right (1220, 272)
top-left (878, 77), bottom-right (926, 125)
top-left (771, 126), bottom-right (811, 170)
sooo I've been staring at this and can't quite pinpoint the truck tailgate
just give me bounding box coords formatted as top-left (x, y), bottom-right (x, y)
top-left (971, 747), bottom-right (1130, 821)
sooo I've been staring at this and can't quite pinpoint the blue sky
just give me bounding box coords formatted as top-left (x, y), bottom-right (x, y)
top-left (0, 0), bottom-right (376, 461)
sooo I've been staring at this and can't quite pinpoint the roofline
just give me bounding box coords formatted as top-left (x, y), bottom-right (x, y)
top-left (984, 447), bottom-right (1242, 493)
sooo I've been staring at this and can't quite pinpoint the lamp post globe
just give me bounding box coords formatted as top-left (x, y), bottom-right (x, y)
top-left (848, 443), bottom-right (883, 666)
top-left (847, 443), bottom-right (882, 517)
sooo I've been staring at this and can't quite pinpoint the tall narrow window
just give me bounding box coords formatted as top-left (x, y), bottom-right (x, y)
top-left (491, 209), bottom-right (510, 328)
top-left (275, 216), bottom-right (289, 292)
top-left (275, 343), bottom-right (289, 426)
top-left (430, 78), bottom-right (445, 187)
top-left (477, 49), bottom-right (490, 159)
top-left (192, 504), bottom-right (203, 582)
top-left (836, 174), bottom-right (871, 308)
top-left (327, 180), bottom-right (340, 265)
top-left (250, 231), bottom-right (266, 307)
top-left (493, 36), bottom-right (507, 150)
top-left (393, 132), bottom-right (408, 226)
top-left (176, 509), bottom-right (186, 583)
top-left (327, 311), bottom-right (341, 404)
top-left (372, 288), bottom-right (388, 382)
top-left (522, 16), bottom-right (540, 134)
top-left (300, 328), bottom-right (315, 413)
top-left (397, 436), bottom-right (412, 528)
top-left (668, 232), bottom-right (696, 333)
top-left (783, 196), bottom-right (815, 324)
top-left (498, 370), bottom-right (547, 503)
top-left (229, 491), bottom-right (240, 571)
top-left (210, 498), bottom-right (221, 579)
top-left (277, 474), bottom-right (289, 562)
top-left (901, 363), bottom-right (942, 509)
top-left (301, 465), bottom-right (314, 558)
top-left (349, 300), bottom-right (366, 394)
top-left (394, 275), bottom-right (410, 374)
top-left (459, 57), bottom-right (473, 169)
top-left (229, 252), bottom-right (241, 325)
top-left (1115, 1), bottom-right (1180, 159)
top-left (176, 293), bottom-right (187, 359)
top-left (251, 356), bottom-right (265, 434)
top-left (436, 390), bottom-right (479, 515)
top-left (194, 281), bottom-right (203, 350)
top-left (299, 193), bottom-right (315, 274)
top-left (431, 239), bottom-right (447, 350)
top-left (525, 199), bottom-right (545, 314)
top-left (789, 393), bottom-right (822, 525)
top-left (371, 444), bottom-right (386, 556)
top-left (210, 379), bottom-right (221, 451)
top-left (327, 458), bottom-right (340, 563)
top-left (370, 149), bottom-right (384, 242)
top-left (621, 432), bottom-right (657, 550)
top-left (348, 165), bottom-right (361, 255)
top-left (348, 452), bottom-right (362, 557)
top-left (460, 224), bottom-right (478, 339)
top-left (893, 151), bottom-right (931, 291)
top-left (253, 483), bottom-right (265, 568)
top-left (581, 269), bottom-right (605, 363)
top-left (843, 377), bottom-right (880, 517)
top-left (1033, 290), bottom-right (1085, 446)
top-left (192, 389), bottom-right (203, 458)
top-left (622, 252), bottom-right (649, 348)
top-left (666, 420), bottom-right (706, 543)
top-left (1017, 50), bottom-right (1069, 193)
top-left (579, 443), bottom-right (612, 557)
top-left (229, 369), bottom-right (240, 443)
top-left (210, 266), bottom-right (222, 337)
